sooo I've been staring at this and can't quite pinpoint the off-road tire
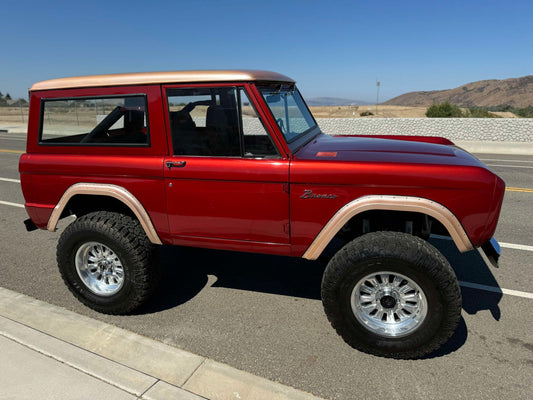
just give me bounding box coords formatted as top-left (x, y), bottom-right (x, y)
top-left (321, 231), bottom-right (461, 359)
top-left (57, 211), bottom-right (159, 314)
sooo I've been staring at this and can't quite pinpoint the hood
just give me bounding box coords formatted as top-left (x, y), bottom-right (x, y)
top-left (294, 133), bottom-right (486, 167)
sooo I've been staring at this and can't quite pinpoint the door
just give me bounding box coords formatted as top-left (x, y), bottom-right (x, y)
top-left (163, 84), bottom-right (290, 255)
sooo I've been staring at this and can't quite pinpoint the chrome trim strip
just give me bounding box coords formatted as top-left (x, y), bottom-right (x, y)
top-left (302, 195), bottom-right (473, 260)
top-left (47, 183), bottom-right (163, 245)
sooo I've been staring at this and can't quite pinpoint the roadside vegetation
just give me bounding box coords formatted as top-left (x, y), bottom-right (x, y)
top-left (426, 102), bottom-right (499, 118)
top-left (426, 102), bottom-right (532, 118)
top-left (425, 102), bottom-right (465, 118)
top-left (487, 105), bottom-right (533, 118)
top-left (0, 91), bottom-right (28, 107)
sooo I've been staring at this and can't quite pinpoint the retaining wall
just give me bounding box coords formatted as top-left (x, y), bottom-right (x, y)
top-left (317, 118), bottom-right (533, 142)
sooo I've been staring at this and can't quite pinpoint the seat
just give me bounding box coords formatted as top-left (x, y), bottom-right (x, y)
top-left (123, 109), bottom-right (147, 143)
top-left (170, 110), bottom-right (198, 154)
top-left (206, 105), bottom-right (240, 156)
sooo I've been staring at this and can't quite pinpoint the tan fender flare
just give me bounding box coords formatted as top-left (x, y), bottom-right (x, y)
top-left (47, 183), bottom-right (163, 245)
top-left (302, 195), bottom-right (473, 260)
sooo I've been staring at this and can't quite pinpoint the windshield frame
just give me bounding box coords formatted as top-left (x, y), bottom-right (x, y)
top-left (257, 84), bottom-right (320, 152)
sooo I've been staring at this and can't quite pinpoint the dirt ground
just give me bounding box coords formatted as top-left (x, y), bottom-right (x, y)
top-left (0, 107), bottom-right (29, 124)
top-left (309, 105), bottom-right (429, 118)
top-left (308, 105), bottom-right (522, 118)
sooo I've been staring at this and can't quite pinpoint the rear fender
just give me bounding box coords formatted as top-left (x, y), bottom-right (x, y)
top-left (47, 183), bottom-right (162, 245)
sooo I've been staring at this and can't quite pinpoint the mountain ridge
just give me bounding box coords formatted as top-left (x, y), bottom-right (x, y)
top-left (384, 76), bottom-right (533, 108)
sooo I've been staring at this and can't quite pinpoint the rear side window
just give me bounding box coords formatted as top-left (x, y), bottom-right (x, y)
top-left (40, 95), bottom-right (149, 145)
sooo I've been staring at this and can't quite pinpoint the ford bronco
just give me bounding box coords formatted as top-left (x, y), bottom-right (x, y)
top-left (19, 70), bottom-right (505, 358)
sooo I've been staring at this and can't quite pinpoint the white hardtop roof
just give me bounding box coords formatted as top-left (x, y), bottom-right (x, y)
top-left (30, 70), bottom-right (295, 91)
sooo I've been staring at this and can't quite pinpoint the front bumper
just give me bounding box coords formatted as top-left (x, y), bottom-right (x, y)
top-left (478, 237), bottom-right (501, 268)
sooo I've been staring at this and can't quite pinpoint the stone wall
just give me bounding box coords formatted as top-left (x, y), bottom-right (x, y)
top-left (317, 118), bottom-right (533, 142)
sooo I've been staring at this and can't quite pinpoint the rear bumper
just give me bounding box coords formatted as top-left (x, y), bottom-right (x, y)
top-left (24, 218), bottom-right (38, 232)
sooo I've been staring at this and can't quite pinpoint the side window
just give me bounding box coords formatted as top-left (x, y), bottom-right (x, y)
top-left (167, 86), bottom-right (279, 158)
top-left (40, 95), bottom-right (149, 145)
top-left (167, 87), bottom-right (240, 156)
top-left (238, 88), bottom-right (279, 158)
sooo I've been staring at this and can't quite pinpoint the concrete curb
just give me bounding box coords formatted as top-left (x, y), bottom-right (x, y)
top-left (0, 287), bottom-right (326, 400)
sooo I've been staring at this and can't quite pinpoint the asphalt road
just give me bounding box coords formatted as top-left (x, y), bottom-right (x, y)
top-left (1, 133), bottom-right (532, 400)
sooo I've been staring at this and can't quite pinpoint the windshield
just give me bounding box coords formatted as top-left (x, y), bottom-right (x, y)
top-left (259, 85), bottom-right (318, 144)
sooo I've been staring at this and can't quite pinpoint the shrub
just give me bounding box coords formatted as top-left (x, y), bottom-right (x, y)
top-left (466, 108), bottom-right (499, 118)
top-left (487, 105), bottom-right (533, 118)
top-left (426, 102), bottom-right (464, 118)
top-left (359, 111), bottom-right (374, 116)
top-left (516, 106), bottom-right (533, 118)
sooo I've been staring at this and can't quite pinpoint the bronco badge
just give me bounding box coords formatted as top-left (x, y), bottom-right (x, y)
top-left (300, 189), bottom-right (338, 199)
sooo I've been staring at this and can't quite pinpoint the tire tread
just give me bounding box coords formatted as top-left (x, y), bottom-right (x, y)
top-left (57, 211), bottom-right (159, 314)
top-left (321, 231), bottom-right (461, 359)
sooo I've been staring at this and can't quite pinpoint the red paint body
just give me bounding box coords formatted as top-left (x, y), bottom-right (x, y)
top-left (19, 78), bottom-right (505, 258)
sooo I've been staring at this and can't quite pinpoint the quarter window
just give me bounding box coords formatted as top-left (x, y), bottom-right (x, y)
top-left (40, 96), bottom-right (149, 145)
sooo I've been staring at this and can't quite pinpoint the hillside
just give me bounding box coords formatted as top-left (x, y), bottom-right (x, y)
top-left (385, 76), bottom-right (533, 108)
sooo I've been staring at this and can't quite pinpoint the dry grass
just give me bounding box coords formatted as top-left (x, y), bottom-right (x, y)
top-left (309, 105), bottom-right (428, 118)
top-left (490, 111), bottom-right (519, 118)
top-left (0, 106), bottom-right (29, 123)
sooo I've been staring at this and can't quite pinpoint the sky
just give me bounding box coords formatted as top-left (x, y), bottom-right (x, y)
top-left (1, 0), bottom-right (532, 103)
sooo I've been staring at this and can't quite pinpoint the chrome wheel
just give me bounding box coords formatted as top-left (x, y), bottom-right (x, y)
top-left (351, 271), bottom-right (428, 338)
top-left (75, 241), bottom-right (124, 296)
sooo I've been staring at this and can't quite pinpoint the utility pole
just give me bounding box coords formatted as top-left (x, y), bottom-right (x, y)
top-left (376, 80), bottom-right (380, 115)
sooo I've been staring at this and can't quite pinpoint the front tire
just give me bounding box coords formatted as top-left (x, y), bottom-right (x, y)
top-left (321, 231), bottom-right (461, 359)
top-left (57, 211), bottom-right (159, 314)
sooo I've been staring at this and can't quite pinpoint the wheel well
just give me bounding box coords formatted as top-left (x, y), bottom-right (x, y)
top-left (336, 210), bottom-right (448, 241)
top-left (60, 194), bottom-right (136, 220)
top-left (319, 210), bottom-right (449, 260)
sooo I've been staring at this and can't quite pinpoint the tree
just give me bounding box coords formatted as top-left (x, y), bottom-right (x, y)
top-left (426, 102), bottom-right (464, 118)
top-left (12, 98), bottom-right (28, 106)
top-left (5, 93), bottom-right (12, 101)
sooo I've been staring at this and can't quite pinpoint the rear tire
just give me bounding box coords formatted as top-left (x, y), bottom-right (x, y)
top-left (321, 231), bottom-right (461, 359)
top-left (57, 211), bottom-right (159, 314)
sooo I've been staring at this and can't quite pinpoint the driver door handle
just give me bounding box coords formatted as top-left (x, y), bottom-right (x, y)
top-left (166, 161), bottom-right (186, 169)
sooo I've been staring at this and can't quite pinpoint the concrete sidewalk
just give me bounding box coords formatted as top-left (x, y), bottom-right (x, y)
top-left (0, 287), bottom-right (324, 400)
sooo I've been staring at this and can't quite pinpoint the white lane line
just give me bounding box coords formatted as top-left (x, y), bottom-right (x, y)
top-left (0, 177), bottom-right (20, 183)
top-left (459, 281), bottom-right (533, 300)
top-left (480, 158), bottom-right (533, 163)
top-left (498, 242), bottom-right (533, 252)
top-left (485, 164), bottom-right (533, 169)
top-left (0, 200), bottom-right (24, 208)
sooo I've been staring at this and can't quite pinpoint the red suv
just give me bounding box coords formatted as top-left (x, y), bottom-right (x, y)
top-left (20, 70), bottom-right (505, 358)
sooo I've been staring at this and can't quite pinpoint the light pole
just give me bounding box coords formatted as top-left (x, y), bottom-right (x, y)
top-left (376, 81), bottom-right (380, 115)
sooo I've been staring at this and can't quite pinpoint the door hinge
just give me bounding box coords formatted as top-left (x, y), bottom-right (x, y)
top-left (283, 223), bottom-right (291, 235)
top-left (283, 183), bottom-right (290, 194)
